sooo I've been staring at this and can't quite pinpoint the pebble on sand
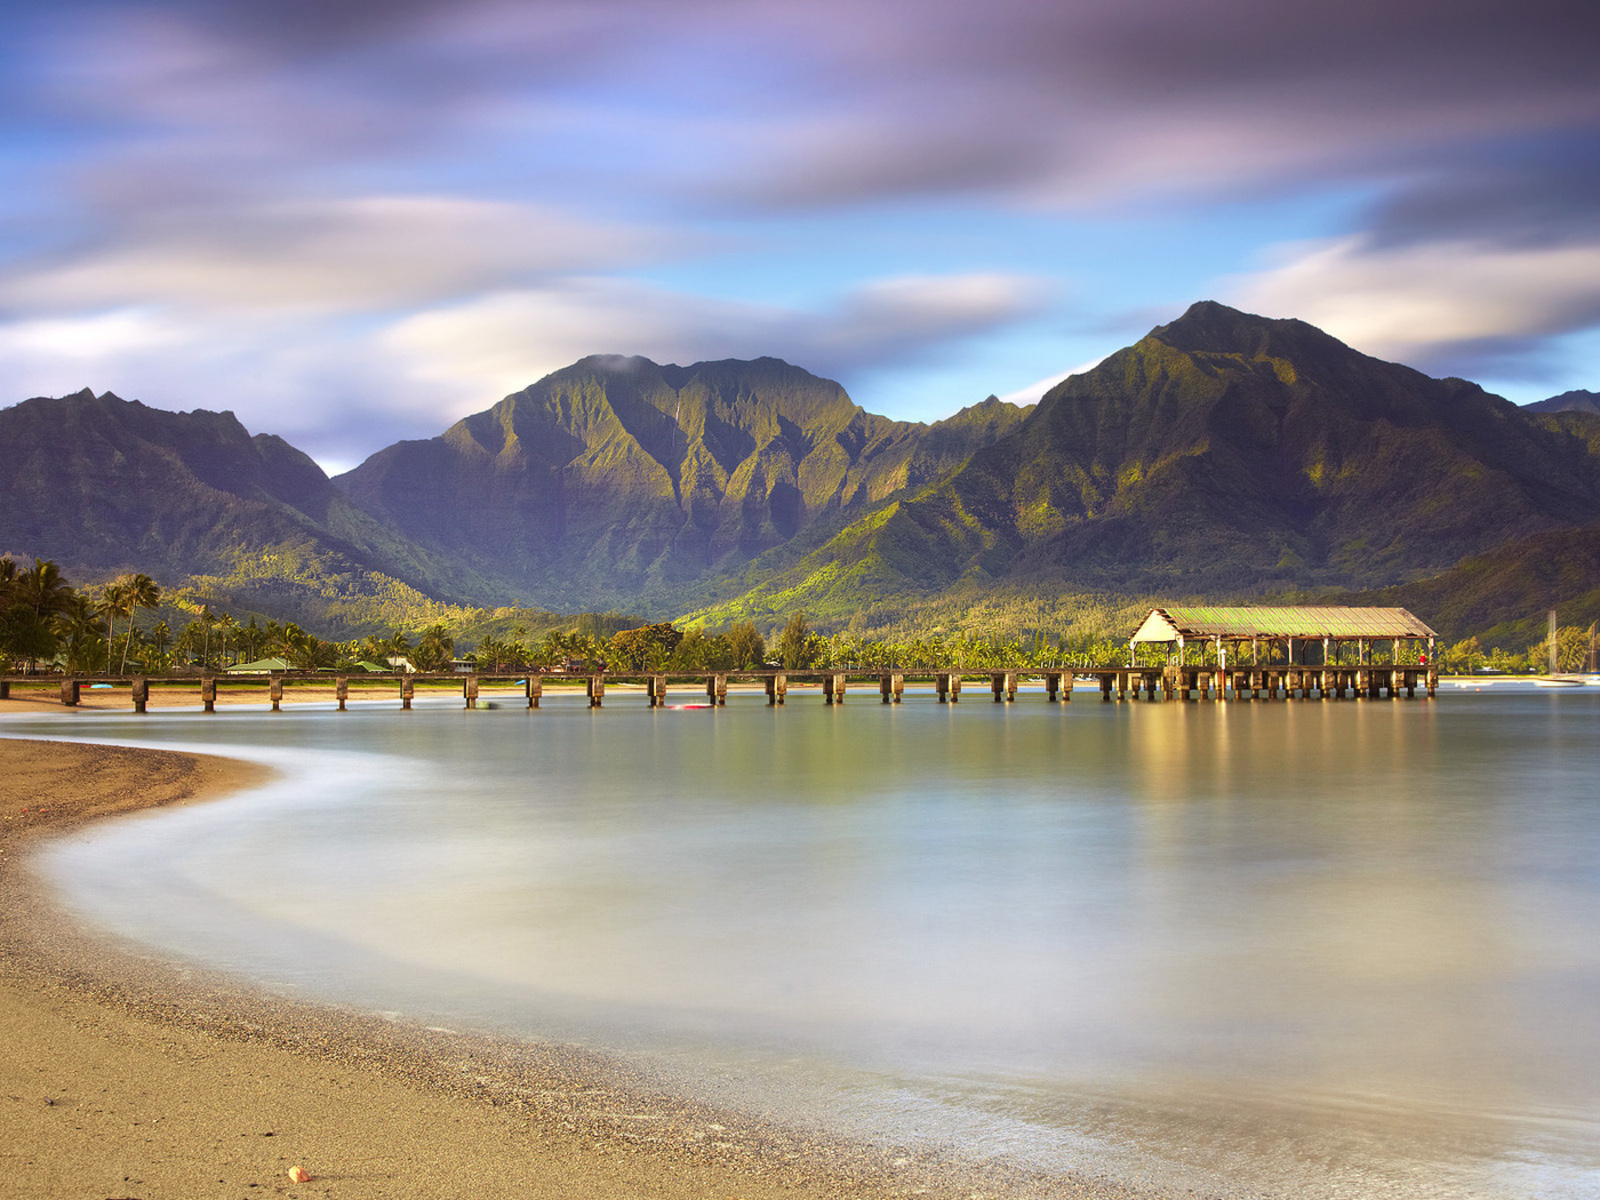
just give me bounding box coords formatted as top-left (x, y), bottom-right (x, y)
top-left (288, 1165), bottom-right (311, 1183)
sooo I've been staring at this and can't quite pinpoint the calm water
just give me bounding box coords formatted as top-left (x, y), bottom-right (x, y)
top-left (10, 685), bottom-right (1600, 1197)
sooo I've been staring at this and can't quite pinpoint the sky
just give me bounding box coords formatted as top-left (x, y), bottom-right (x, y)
top-left (0, 0), bottom-right (1597, 472)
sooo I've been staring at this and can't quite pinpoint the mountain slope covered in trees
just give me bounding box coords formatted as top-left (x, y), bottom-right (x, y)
top-left (684, 303), bottom-right (1600, 629)
top-left (334, 356), bottom-right (1027, 611)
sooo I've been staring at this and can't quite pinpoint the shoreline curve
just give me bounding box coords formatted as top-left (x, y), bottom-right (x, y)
top-left (0, 734), bottom-right (1147, 1200)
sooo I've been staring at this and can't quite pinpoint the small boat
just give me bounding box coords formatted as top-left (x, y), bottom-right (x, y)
top-left (1534, 676), bottom-right (1585, 687)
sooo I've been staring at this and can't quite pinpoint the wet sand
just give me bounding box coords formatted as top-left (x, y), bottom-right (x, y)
top-left (0, 735), bottom-right (1149, 1200)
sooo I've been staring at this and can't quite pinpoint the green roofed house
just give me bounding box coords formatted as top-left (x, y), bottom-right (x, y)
top-left (1130, 606), bottom-right (1438, 670)
top-left (226, 656), bottom-right (291, 673)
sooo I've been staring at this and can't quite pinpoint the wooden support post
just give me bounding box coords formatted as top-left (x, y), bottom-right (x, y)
top-left (823, 673), bottom-right (846, 704)
top-left (60, 678), bottom-right (81, 706)
top-left (1427, 665), bottom-right (1438, 699)
top-left (336, 676), bottom-right (349, 711)
top-left (891, 672), bottom-right (904, 703)
top-left (935, 671), bottom-right (950, 703)
top-left (879, 672), bottom-right (905, 703)
top-left (586, 674), bottom-right (604, 708)
top-left (991, 672), bottom-right (1005, 702)
top-left (131, 676), bottom-right (149, 713)
top-left (1116, 671), bottom-right (1128, 702)
top-left (710, 674), bottom-right (727, 706)
top-left (201, 676), bottom-right (216, 713)
top-left (1061, 671), bottom-right (1072, 702)
top-left (525, 675), bottom-right (541, 709)
top-left (0, 680), bottom-right (9, 700)
top-left (464, 674), bottom-right (480, 709)
top-left (1100, 674), bottom-right (1113, 702)
top-left (769, 673), bottom-right (786, 705)
top-left (648, 674), bottom-right (666, 707)
top-left (949, 673), bottom-right (961, 702)
top-left (1044, 671), bottom-right (1060, 702)
top-left (400, 675), bottom-right (413, 710)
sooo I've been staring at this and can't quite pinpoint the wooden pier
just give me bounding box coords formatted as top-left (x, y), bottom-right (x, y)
top-left (0, 662), bottom-right (1440, 713)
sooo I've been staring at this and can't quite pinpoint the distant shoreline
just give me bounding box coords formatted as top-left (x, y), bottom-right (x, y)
top-left (0, 731), bottom-right (1145, 1200)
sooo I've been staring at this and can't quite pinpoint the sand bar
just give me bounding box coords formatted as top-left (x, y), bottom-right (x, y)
top-left (0, 734), bottom-right (1147, 1200)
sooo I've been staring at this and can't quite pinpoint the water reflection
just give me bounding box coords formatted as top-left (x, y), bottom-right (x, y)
top-left (16, 689), bottom-right (1600, 1197)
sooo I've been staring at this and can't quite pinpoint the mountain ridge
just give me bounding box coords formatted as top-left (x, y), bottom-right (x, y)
top-left (333, 355), bottom-right (1029, 611)
top-left (682, 302), bottom-right (1600, 628)
top-left (8, 306), bottom-right (1600, 642)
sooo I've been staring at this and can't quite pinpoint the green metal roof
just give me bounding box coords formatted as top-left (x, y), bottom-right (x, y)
top-left (226, 656), bottom-right (291, 672)
top-left (1132, 606), bottom-right (1437, 642)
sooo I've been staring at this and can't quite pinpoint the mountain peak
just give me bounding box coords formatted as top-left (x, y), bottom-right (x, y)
top-left (1526, 388), bottom-right (1600, 415)
top-left (1148, 300), bottom-right (1339, 359)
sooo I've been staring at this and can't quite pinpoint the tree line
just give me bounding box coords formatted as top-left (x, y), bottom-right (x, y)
top-left (4, 557), bottom-right (1596, 676)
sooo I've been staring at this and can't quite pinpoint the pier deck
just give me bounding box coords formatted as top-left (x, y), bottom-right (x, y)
top-left (1, 663), bottom-right (1440, 711)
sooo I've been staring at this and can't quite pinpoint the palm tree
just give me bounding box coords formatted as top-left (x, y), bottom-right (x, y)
top-left (53, 592), bottom-right (106, 673)
top-left (114, 573), bottom-right (161, 674)
top-left (198, 605), bottom-right (218, 669)
top-left (148, 620), bottom-right (173, 672)
top-left (3, 559), bottom-right (76, 672)
top-left (217, 614), bottom-right (235, 672)
top-left (413, 624), bottom-right (454, 672)
top-left (99, 580), bottom-right (130, 674)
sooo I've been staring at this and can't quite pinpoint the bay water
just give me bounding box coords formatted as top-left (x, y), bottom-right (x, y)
top-left (11, 684), bottom-right (1600, 1197)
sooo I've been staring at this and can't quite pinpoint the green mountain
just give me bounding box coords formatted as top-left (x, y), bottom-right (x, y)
top-left (1342, 523), bottom-right (1600, 649)
top-left (334, 356), bottom-right (1027, 611)
top-left (11, 313), bottom-right (1599, 645)
top-left (0, 388), bottom-right (501, 624)
top-left (686, 302), bottom-right (1600, 628)
top-left (1526, 389), bottom-right (1600, 415)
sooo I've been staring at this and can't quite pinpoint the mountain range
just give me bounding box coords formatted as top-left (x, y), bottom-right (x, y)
top-left (3, 302), bottom-right (1598, 644)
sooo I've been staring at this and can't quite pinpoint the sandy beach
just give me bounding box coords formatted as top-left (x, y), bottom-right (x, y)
top-left (0, 733), bottom-right (1142, 1200)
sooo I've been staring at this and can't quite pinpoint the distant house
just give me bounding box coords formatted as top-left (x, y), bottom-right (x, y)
top-left (1130, 606), bottom-right (1437, 666)
top-left (226, 656), bottom-right (291, 673)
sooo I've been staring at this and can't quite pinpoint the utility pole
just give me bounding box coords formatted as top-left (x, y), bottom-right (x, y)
top-left (1549, 609), bottom-right (1558, 677)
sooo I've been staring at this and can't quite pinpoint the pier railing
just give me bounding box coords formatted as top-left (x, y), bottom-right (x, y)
top-left (1, 664), bottom-right (1439, 711)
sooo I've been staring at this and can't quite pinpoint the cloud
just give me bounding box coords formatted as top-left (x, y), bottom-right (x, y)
top-left (22, 0), bottom-right (1600, 215)
top-left (0, 196), bottom-right (679, 315)
top-left (4, 0), bottom-right (1598, 446)
top-left (0, 271), bottom-right (1046, 467)
top-left (381, 271), bottom-right (1050, 403)
top-left (1227, 235), bottom-right (1600, 375)
top-left (996, 357), bottom-right (1108, 408)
